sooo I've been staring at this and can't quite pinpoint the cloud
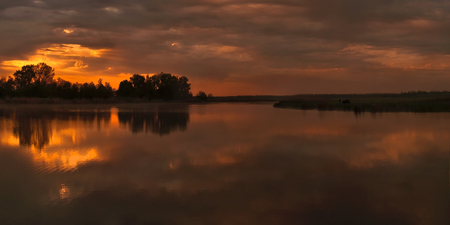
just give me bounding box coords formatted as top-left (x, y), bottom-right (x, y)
top-left (0, 0), bottom-right (449, 94)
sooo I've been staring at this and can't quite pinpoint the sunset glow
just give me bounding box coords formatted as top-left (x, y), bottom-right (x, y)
top-left (1, 44), bottom-right (113, 86)
top-left (0, 0), bottom-right (448, 219)
top-left (0, 0), bottom-right (448, 95)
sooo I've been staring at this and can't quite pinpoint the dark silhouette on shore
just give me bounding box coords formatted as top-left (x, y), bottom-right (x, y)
top-left (0, 63), bottom-right (193, 101)
top-left (117, 73), bottom-right (192, 100)
top-left (274, 92), bottom-right (450, 113)
top-left (195, 91), bottom-right (213, 101)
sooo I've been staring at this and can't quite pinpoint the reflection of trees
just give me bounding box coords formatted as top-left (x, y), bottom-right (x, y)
top-left (118, 111), bottom-right (189, 135)
top-left (13, 115), bottom-right (52, 149)
top-left (1, 108), bottom-right (112, 149)
top-left (0, 105), bottom-right (189, 149)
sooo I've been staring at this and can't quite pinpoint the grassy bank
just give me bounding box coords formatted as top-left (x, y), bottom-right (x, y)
top-left (273, 92), bottom-right (450, 112)
top-left (0, 95), bottom-right (288, 105)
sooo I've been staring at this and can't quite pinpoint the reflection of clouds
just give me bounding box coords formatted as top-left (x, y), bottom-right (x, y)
top-left (351, 130), bottom-right (444, 168)
top-left (0, 104), bottom-right (448, 224)
top-left (57, 128), bottom-right (87, 144)
top-left (1, 135), bottom-right (19, 146)
top-left (0, 105), bottom-right (190, 171)
top-left (186, 145), bottom-right (249, 166)
top-left (30, 146), bottom-right (100, 172)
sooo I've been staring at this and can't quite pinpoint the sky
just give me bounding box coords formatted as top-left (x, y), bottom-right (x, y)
top-left (0, 0), bottom-right (449, 95)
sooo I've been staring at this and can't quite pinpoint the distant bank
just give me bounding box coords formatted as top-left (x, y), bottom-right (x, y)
top-left (0, 95), bottom-right (286, 105)
top-left (2, 92), bottom-right (450, 113)
top-left (273, 92), bottom-right (450, 113)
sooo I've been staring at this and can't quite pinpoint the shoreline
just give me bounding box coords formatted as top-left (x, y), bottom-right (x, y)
top-left (0, 95), bottom-right (286, 105)
top-left (0, 98), bottom-right (280, 107)
top-left (3, 92), bottom-right (450, 113)
top-left (273, 93), bottom-right (450, 113)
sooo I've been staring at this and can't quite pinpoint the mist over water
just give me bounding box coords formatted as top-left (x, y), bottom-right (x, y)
top-left (0, 103), bottom-right (448, 225)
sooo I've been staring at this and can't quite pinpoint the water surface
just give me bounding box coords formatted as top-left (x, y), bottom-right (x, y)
top-left (0, 103), bottom-right (448, 225)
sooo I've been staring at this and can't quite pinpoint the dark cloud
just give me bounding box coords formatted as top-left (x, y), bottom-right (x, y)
top-left (0, 0), bottom-right (449, 94)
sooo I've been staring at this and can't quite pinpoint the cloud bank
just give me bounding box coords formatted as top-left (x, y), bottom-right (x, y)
top-left (0, 0), bottom-right (449, 95)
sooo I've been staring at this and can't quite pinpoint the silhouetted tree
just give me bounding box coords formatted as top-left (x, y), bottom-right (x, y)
top-left (156, 73), bottom-right (175, 100)
top-left (79, 82), bottom-right (97, 99)
top-left (117, 80), bottom-right (134, 97)
top-left (55, 78), bottom-right (73, 99)
top-left (13, 65), bottom-right (35, 89)
top-left (178, 76), bottom-right (192, 99)
top-left (11, 63), bottom-right (55, 97)
top-left (154, 72), bottom-right (189, 100)
top-left (96, 79), bottom-right (114, 99)
top-left (33, 63), bottom-right (55, 85)
top-left (104, 82), bottom-right (114, 99)
top-left (0, 78), bottom-right (5, 98)
top-left (145, 75), bottom-right (157, 99)
top-left (3, 63), bottom-right (192, 100)
top-left (116, 72), bottom-right (191, 100)
top-left (130, 74), bottom-right (146, 98)
top-left (196, 91), bottom-right (208, 101)
top-left (4, 77), bottom-right (15, 97)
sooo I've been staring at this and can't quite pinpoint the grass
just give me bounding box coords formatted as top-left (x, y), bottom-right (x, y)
top-left (3, 92), bottom-right (450, 113)
top-left (273, 92), bottom-right (450, 112)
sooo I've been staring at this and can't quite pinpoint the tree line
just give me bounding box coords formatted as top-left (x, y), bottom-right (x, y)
top-left (0, 63), bottom-right (196, 100)
top-left (116, 73), bottom-right (192, 100)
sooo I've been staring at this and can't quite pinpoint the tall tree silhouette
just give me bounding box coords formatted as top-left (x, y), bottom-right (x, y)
top-left (33, 63), bottom-right (55, 85)
top-left (117, 80), bottom-right (134, 97)
top-left (3, 63), bottom-right (192, 100)
top-left (130, 74), bottom-right (146, 98)
top-left (117, 72), bottom-right (192, 100)
top-left (11, 63), bottom-right (55, 97)
top-left (13, 65), bottom-right (35, 89)
top-left (13, 63), bottom-right (55, 87)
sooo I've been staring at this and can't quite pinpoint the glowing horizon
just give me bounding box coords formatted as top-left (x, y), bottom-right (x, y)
top-left (1, 1), bottom-right (449, 95)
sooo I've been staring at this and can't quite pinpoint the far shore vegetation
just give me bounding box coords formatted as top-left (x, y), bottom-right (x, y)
top-left (2, 63), bottom-right (450, 113)
top-left (0, 63), bottom-right (213, 102)
top-left (274, 92), bottom-right (450, 113)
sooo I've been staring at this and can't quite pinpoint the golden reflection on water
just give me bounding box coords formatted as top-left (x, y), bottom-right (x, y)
top-left (2, 105), bottom-right (446, 171)
top-left (1, 134), bottom-right (101, 171)
top-left (349, 130), bottom-right (448, 168)
top-left (0, 111), bottom-right (104, 171)
top-left (0, 105), bottom-right (191, 171)
top-left (0, 104), bottom-right (448, 225)
top-left (1, 135), bottom-right (20, 146)
top-left (59, 184), bottom-right (70, 199)
top-left (30, 146), bottom-right (100, 171)
top-left (110, 107), bottom-right (119, 127)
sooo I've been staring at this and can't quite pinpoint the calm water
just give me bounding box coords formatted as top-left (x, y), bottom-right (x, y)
top-left (0, 103), bottom-right (448, 225)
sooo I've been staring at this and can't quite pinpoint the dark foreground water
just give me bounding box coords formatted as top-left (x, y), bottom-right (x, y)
top-left (0, 103), bottom-right (448, 225)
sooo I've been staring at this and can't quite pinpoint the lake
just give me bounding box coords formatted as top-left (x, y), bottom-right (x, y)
top-left (0, 103), bottom-right (448, 225)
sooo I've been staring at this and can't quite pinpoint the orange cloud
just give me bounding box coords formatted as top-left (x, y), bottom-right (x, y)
top-left (341, 44), bottom-right (450, 70)
top-left (1, 43), bottom-right (113, 82)
top-left (0, 44), bottom-right (140, 88)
